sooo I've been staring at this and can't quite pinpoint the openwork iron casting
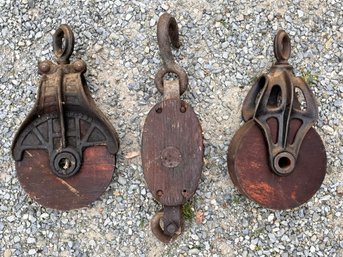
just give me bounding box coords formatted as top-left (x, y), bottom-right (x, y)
top-left (12, 24), bottom-right (119, 210)
top-left (227, 30), bottom-right (326, 209)
top-left (142, 13), bottom-right (203, 243)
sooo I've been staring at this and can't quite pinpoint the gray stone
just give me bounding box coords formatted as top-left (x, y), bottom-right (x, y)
top-left (118, 175), bottom-right (127, 185)
top-left (0, 1), bottom-right (341, 256)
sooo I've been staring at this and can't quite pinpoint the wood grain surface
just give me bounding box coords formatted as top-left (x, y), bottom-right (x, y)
top-left (16, 145), bottom-right (115, 210)
top-left (142, 99), bottom-right (203, 206)
top-left (228, 119), bottom-right (326, 209)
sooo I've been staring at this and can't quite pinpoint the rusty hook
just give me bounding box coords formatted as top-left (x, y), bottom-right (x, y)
top-left (53, 24), bottom-right (75, 64)
top-left (157, 13), bottom-right (180, 65)
top-left (154, 13), bottom-right (188, 95)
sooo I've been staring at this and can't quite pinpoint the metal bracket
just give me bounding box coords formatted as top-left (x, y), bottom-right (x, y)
top-left (242, 30), bottom-right (318, 176)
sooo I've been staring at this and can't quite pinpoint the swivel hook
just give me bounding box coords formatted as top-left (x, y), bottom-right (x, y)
top-left (154, 13), bottom-right (188, 95)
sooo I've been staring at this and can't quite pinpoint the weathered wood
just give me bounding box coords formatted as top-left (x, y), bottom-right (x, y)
top-left (228, 119), bottom-right (326, 209)
top-left (16, 145), bottom-right (115, 210)
top-left (142, 99), bottom-right (203, 206)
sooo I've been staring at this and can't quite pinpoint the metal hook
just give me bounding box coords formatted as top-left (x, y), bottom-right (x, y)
top-left (157, 13), bottom-right (180, 65)
top-left (53, 24), bottom-right (75, 64)
top-left (154, 13), bottom-right (188, 95)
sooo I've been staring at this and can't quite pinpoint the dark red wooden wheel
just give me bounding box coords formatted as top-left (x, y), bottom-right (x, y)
top-left (16, 145), bottom-right (115, 210)
top-left (228, 120), bottom-right (326, 210)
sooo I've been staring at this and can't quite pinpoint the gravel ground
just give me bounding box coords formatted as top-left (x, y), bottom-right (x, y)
top-left (0, 0), bottom-right (342, 256)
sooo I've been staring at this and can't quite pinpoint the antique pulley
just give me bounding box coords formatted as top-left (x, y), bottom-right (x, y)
top-left (227, 30), bottom-right (326, 209)
top-left (12, 25), bottom-right (119, 210)
top-left (142, 13), bottom-right (203, 242)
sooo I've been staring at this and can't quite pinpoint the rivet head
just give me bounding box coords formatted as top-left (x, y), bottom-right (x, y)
top-left (74, 60), bottom-right (86, 72)
top-left (38, 61), bottom-right (50, 73)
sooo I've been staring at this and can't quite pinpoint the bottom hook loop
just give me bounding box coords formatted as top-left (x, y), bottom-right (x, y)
top-left (151, 206), bottom-right (183, 243)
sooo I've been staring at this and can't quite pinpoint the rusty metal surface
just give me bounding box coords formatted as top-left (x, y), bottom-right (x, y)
top-left (228, 119), bottom-right (326, 209)
top-left (142, 13), bottom-right (203, 242)
top-left (242, 30), bottom-right (318, 175)
top-left (228, 30), bottom-right (326, 209)
top-left (12, 24), bottom-right (119, 210)
top-left (154, 13), bottom-right (188, 96)
top-left (150, 207), bottom-right (183, 244)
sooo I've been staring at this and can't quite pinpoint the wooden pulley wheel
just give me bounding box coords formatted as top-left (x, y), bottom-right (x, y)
top-left (228, 30), bottom-right (326, 209)
top-left (13, 113), bottom-right (117, 210)
top-left (12, 25), bottom-right (119, 210)
top-left (228, 119), bottom-right (326, 209)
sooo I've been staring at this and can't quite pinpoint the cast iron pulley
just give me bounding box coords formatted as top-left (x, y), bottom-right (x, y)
top-left (12, 24), bottom-right (119, 210)
top-left (227, 30), bottom-right (326, 209)
top-left (142, 13), bottom-right (203, 243)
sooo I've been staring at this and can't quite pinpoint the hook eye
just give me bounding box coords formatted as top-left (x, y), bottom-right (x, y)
top-left (53, 24), bottom-right (75, 64)
top-left (274, 30), bottom-right (291, 63)
top-left (154, 64), bottom-right (188, 95)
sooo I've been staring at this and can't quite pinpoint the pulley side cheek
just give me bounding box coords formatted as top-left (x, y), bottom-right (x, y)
top-left (228, 30), bottom-right (326, 210)
top-left (142, 13), bottom-right (203, 243)
top-left (11, 24), bottom-right (119, 210)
